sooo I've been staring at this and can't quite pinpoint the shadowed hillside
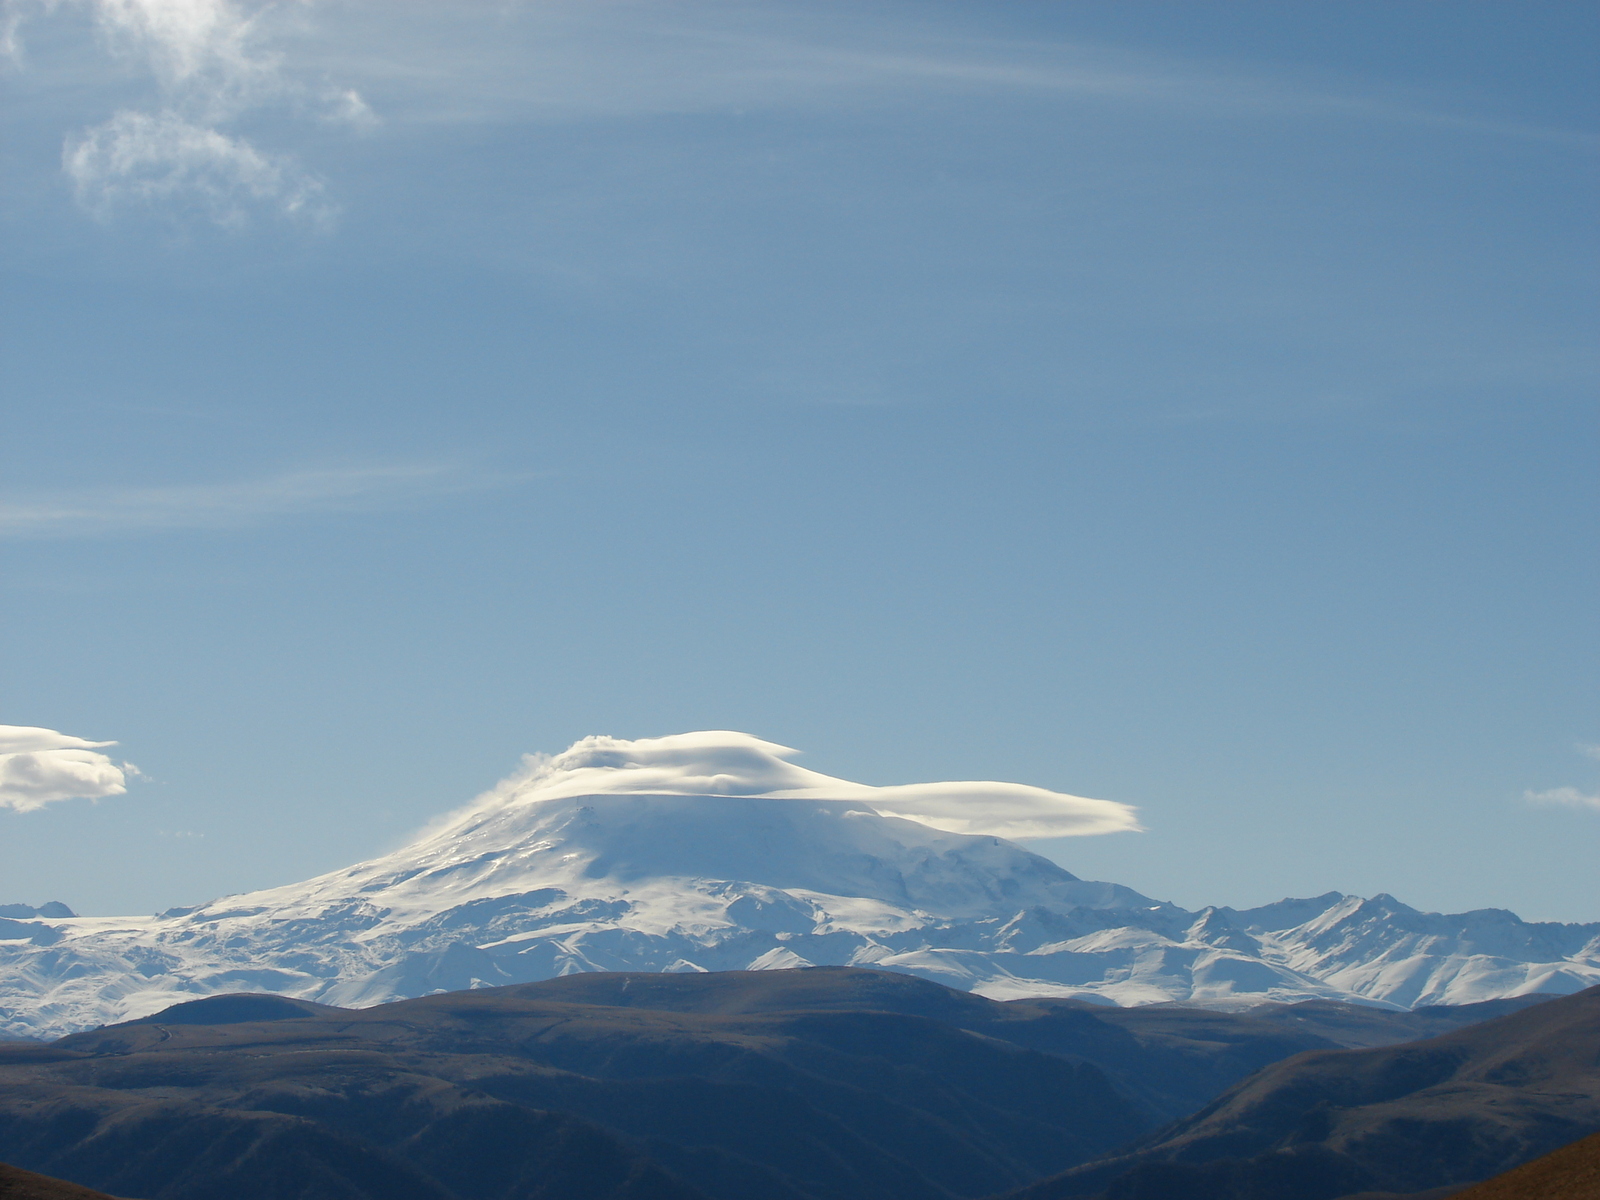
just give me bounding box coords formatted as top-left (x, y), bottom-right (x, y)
top-left (0, 1162), bottom-right (127, 1200)
top-left (0, 968), bottom-right (1570, 1200)
top-left (1449, 1130), bottom-right (1600, 1200)
top-left (505, 969), bottom-right (1557, 1125)
top-left (1005, 984), bottom-right (1600, 1200)
top-left (0, 969), bottom-right (1147, 1200)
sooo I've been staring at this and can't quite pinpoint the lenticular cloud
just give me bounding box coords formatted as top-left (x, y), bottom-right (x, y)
top-left (0, 726), bottom-right (133, 812)
top-left (465, 731), bottom-right (1140, 839)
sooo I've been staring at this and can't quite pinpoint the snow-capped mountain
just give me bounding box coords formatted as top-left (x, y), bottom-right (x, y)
top-left (2, 732), bottom-right (1597, 1039)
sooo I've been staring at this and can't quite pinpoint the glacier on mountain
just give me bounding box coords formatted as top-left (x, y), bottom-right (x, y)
top-left (2, 732), bottom-right (1596, 1039)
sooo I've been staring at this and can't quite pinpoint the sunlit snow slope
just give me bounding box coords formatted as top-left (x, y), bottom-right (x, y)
top-left (2, 733), bottom-right (1596, 1038)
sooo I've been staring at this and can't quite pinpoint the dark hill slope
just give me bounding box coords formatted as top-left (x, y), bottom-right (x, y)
top-left (1007, 984), bottom-right (1600, 1200)
top-left (0, 968), bottom-right (1551, 1200)
top-left (511, 967), bottom-right (1537, 1123)
top-left (1451, 1129), bottom-right (1600, 1199)
top-left (0, 969), bottom-right (1146, 1200)
top-left (510, 968), bottom-right (1335, 1120)
top-left (0, 1163), bottom-right (126, 1200)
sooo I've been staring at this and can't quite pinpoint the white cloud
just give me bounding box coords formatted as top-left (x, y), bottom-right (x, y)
top-left (1525, 787), bottom-right (1600, 812)
top-left (0, 463), bottom-right (485, 537)
top-left (319, 85), bottom-right (375, 128)
top-left (64, 108), bottom-right (330, 225)
top-left (459, 731), bottom-right (1142, 840)
top-left (1521, 743), bottom-right (1600, 813)
top-left (91, 0), bottom-right (274, 103)
top-left (7, 0), bottom-right (370, 224)
top-left (0, 726), bottom-right (133, 813)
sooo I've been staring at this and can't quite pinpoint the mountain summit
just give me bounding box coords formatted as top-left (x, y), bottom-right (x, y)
top-left (2, 733), bottom-right (1596, 1038)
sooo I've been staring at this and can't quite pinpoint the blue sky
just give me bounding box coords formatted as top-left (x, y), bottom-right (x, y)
top-left (2, 0), bottom-right (1596, 921)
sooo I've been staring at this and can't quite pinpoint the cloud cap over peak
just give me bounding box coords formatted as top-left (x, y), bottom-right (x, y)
top-left (471, 731), bottom-right (1141, 839)
top-left (0, 725), bottom-right (134, 813)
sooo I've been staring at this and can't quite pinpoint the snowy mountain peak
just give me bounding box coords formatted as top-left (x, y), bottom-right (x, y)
top-left (1, 732), bottom-right (1597, 1038)
top-left (247, 791), bottom-right (1125, 929)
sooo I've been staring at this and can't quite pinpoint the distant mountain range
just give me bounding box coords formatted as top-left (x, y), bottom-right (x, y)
top-left (3, 763), bottom-right (1599, 1039)
top-left (0, 968), bottom-right (1593, 1200)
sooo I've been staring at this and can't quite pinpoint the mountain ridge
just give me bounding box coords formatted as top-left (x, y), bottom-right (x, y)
top-left (2, 788), bottom-right (1597, 1039)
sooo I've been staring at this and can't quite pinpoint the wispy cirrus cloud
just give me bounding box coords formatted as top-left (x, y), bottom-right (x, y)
top-left (10, 0), bottom-right (1590, 233)
top-left (0, 463), bottom-right (496, 538)
top-left (305, 3), bottom-right (1596, 151)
